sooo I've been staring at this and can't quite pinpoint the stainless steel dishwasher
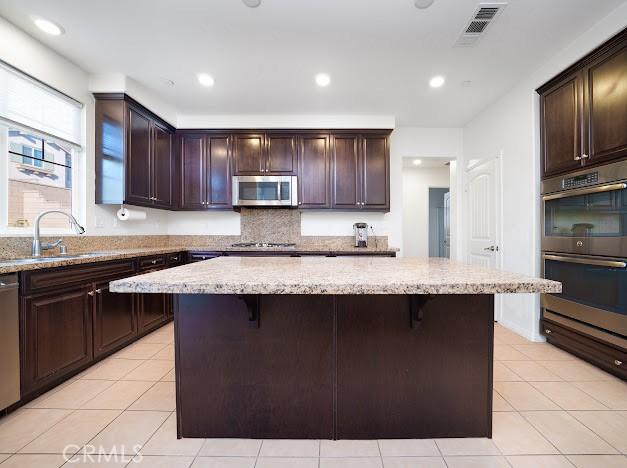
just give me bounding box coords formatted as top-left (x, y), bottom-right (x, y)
top-left (0, 273), bottom-right (20, 410)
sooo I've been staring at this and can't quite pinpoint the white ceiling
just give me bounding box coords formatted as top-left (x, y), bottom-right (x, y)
top-left (0, 0), bottom-right (623, 126)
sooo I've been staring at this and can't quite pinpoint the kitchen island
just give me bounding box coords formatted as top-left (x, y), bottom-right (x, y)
top-left (110, 257), bottom-right (560, 440)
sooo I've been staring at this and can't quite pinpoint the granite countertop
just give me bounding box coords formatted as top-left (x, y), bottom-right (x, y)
top-left (0, 245), bottom-right (398, 274)
top-left (109, 256), bottom-right (562, 295)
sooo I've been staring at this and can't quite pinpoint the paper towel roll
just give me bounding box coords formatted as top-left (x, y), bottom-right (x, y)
top-left (116, 207), bottom-right (147, 221)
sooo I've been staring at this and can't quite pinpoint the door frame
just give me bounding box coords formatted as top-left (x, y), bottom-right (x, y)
top-left (463, 155), bottom-right (504, 322)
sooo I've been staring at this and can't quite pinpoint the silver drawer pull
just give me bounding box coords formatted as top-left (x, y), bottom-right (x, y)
top-left (95, 289), bottom-right (102, 294)
top-left (151, 260), bottom-right (157, 264)
top-left (88, 291), bottom-right (95, 296)
top-left (615, 360), bottom-right (623, 366)
top-left (545, 329), bottom-right (552, 334)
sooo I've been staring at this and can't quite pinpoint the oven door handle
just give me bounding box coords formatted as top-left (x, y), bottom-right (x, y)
top-left (543, 254), bottom-right (627, 268)
top-left (542, 183), bottom-right (627, 201)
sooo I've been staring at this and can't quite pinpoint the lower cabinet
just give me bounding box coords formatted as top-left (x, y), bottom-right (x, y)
top-left (138, 292), bottom-right (168, 334)
top-left (93, 280), bottom-right (137, 358)
top-left (19, 256), bottom-right (173, 400)
top-left (21, 287), bottom-right (94, 396)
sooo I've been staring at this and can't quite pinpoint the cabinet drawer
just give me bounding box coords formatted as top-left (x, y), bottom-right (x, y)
top-left (167, 252), bottom-right (184, 266)
top-left (21, 260), bottom-right (136, 295)
top-left (542, 318), bottom-right (626, 379)
top-left (187, 251), bottom-right (221, 262)
top-left (138, 255), bottom-right (166, 271)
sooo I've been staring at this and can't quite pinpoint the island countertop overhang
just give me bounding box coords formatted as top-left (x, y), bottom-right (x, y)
top-left (109, 257), bottom-right (561, 295)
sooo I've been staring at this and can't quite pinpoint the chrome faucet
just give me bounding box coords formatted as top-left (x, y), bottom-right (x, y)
top-left (32, 210), bottom-right (85, 257)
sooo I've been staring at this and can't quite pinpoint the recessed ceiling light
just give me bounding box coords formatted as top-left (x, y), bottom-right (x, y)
top-left (243, 0), bottom-right (261, 6)
top-left (414, 0), bottom-right (435, 9)
top-left (315, 73), bottom-right (331, 87)
top-left (32, 17), bottom-right (64, 35)
top-left (412, 159), bottom-right (422, 166)
top-left (197, 73), bottom-right (215, 87)
top-left (429, 75), bottom-right (445, 88)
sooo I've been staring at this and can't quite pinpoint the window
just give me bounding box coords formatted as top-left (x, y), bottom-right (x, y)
top-left (0, 60), bottom-right (83, 233)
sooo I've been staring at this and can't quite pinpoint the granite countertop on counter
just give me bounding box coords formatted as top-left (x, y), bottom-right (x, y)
top-left (110, 256), bottom-right (562, 295)
top-left (0, 245), bottom-right (398, 274)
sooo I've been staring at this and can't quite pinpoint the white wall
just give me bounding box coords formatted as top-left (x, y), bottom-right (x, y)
top-left (402, 166), bottom-right (450, 257)
top-left (462, 2), bottom-right (627, 341)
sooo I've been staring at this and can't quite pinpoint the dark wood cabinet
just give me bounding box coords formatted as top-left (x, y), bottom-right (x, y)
top-left (152, 122), bottom-right (174, 208)
top-left (179, 134), bottom-right (205, 209)
top-left (586, 38), bottom-right (627, 165)
top-left (266, 134), bottom-right (298, 174)
top-left (332, 133), bottom-right (390, 211)
top-left (138, 291), bottom-right (167, 334)
top-left (298, 134), bottom-right (330, 208)
top-left (95, 94), bottom-right (175, 209)
top-left (232, 132), bottom-right (298, 176)
top-left (539, 29), bottom-right (627, 178)
top-left (93, 280), bottom-right (136, 358)
top-left (178, 133), bottom-right (232, 209)
top-left (126, 108), bottom-right (152, 204)
top-left (233, 134), bottom-right (265, 174)
top-left (21, 287), bottom-right (93, 396)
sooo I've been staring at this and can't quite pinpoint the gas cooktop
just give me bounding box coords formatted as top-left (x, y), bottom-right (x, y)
top-left (230, 242), bottom-right (296, 249)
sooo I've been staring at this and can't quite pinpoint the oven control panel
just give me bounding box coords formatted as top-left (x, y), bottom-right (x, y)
top-left (562, 172), bottom-right (598, 189)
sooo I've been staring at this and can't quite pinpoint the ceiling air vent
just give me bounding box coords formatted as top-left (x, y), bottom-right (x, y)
top-left (455, 2), bottom-right (507, 47)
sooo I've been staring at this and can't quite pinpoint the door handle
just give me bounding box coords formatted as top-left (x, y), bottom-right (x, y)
top-left (543, 254), bottom-right (626, 268)
top-left (542, 183), bottom-right (626, 201)
top-left (483, 246), bottom-right (498, 252)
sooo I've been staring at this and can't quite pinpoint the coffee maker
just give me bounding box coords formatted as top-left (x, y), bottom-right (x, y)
top-left (353, 222), bottom-right (368, 248)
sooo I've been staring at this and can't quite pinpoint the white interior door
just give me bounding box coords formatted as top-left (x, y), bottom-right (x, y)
top-left (465, 158), bottom-right (502, 319)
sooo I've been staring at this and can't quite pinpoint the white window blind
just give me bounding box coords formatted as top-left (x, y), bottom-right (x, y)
top-left (0, 60), bottom-right (83, 148)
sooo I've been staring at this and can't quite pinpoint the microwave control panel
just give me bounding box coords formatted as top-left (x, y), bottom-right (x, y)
top-left (562, 172), bottom-right (598, 189)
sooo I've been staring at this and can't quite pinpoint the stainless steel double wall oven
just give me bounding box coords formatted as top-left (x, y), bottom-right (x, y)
top-left (541, 159), bottom-right (627, 347)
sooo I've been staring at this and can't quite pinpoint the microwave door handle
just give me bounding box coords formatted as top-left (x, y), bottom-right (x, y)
top-left (542, 183), bottom-right (627, 201)
top-left (543, 254), bottom-right (627, 268)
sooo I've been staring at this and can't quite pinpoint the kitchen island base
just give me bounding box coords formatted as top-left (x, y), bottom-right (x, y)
top-left (173, 293), bottom-right (494, 440)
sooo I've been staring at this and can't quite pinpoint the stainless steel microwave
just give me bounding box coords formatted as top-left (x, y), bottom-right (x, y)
top-left (541, 159), bottom-right (627, 257)
top-left (232, 175), bottom-right (298, 207)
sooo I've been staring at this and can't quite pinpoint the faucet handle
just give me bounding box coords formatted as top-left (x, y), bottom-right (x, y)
top-left (59, 244), bottom-right (67, 255)
top-left (41, 239), bottom-right (63, 251)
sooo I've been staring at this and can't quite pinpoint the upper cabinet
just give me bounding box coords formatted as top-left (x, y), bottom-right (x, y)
top-left (298, 134), bottom-right (331, 209)
top-left (178, 133), bottom-right (232, 210)
top-left (95, 94), bottom-right (175, 208)
top-left (539, 29), bottom-right (627, 178)
top-left (331, 133), bottom-right (390, 211)
top-left (233, 132), bottom-right (297, 175)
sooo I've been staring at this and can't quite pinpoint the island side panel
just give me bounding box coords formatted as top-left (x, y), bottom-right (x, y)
top-left (336, 294), bottom-right (494, 439)
top-left (174, 294), bottom-right (335, 439)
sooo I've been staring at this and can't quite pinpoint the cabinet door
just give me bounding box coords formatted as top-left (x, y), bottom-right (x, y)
top-left (332, 134), bottom-right (361, 208)
top-left (299, 134), bottom-right (330, 208)
top-left (152, 123), bottom-right (173, 209)
top-left (540, 71), bottom-right (585, 178)
top-left (233, 134), bottom-right (265, 174)
top-left (179, 134), bottom-right (206, 209)
top-left (586, 39), bottom-right (627, 165)
top-left (21, 288), bottom-right (93, 396)
top-left (126, 107), bottom-right (153, 204)
top-left (266, 134), bottom-right (297, 174)
top-left (138, 291), bottom-right (167, 334)
top-left (207, 135), bottom-right (232, 207)
top-left (361, 135), bottom-right (389, 210)
top-left (93, 282), bottom-right (137, 358)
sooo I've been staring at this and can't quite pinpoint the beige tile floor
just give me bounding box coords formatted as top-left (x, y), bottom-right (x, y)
top-left (0, 322), bottom-right (626, 467)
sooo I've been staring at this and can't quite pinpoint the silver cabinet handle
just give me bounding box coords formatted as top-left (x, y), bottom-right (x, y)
top-left (95, 289), bottom-right (102, 294)
top-left (615, 360), bottom-right (623, 366)
top-left (543, 254), bottom-right (626, 268)
top-left (172, 256), bottom-right (179, 261)
top-left (151, 260), bottom-right (157, 264)
top-left (88, 290), bottom-right (95, 296)
top-left (581, 154), bottom-right (589, 159)
top-left (543, 183), bottom-right (627, 201)
top-left (545, 329), bottom-right (552, 334)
